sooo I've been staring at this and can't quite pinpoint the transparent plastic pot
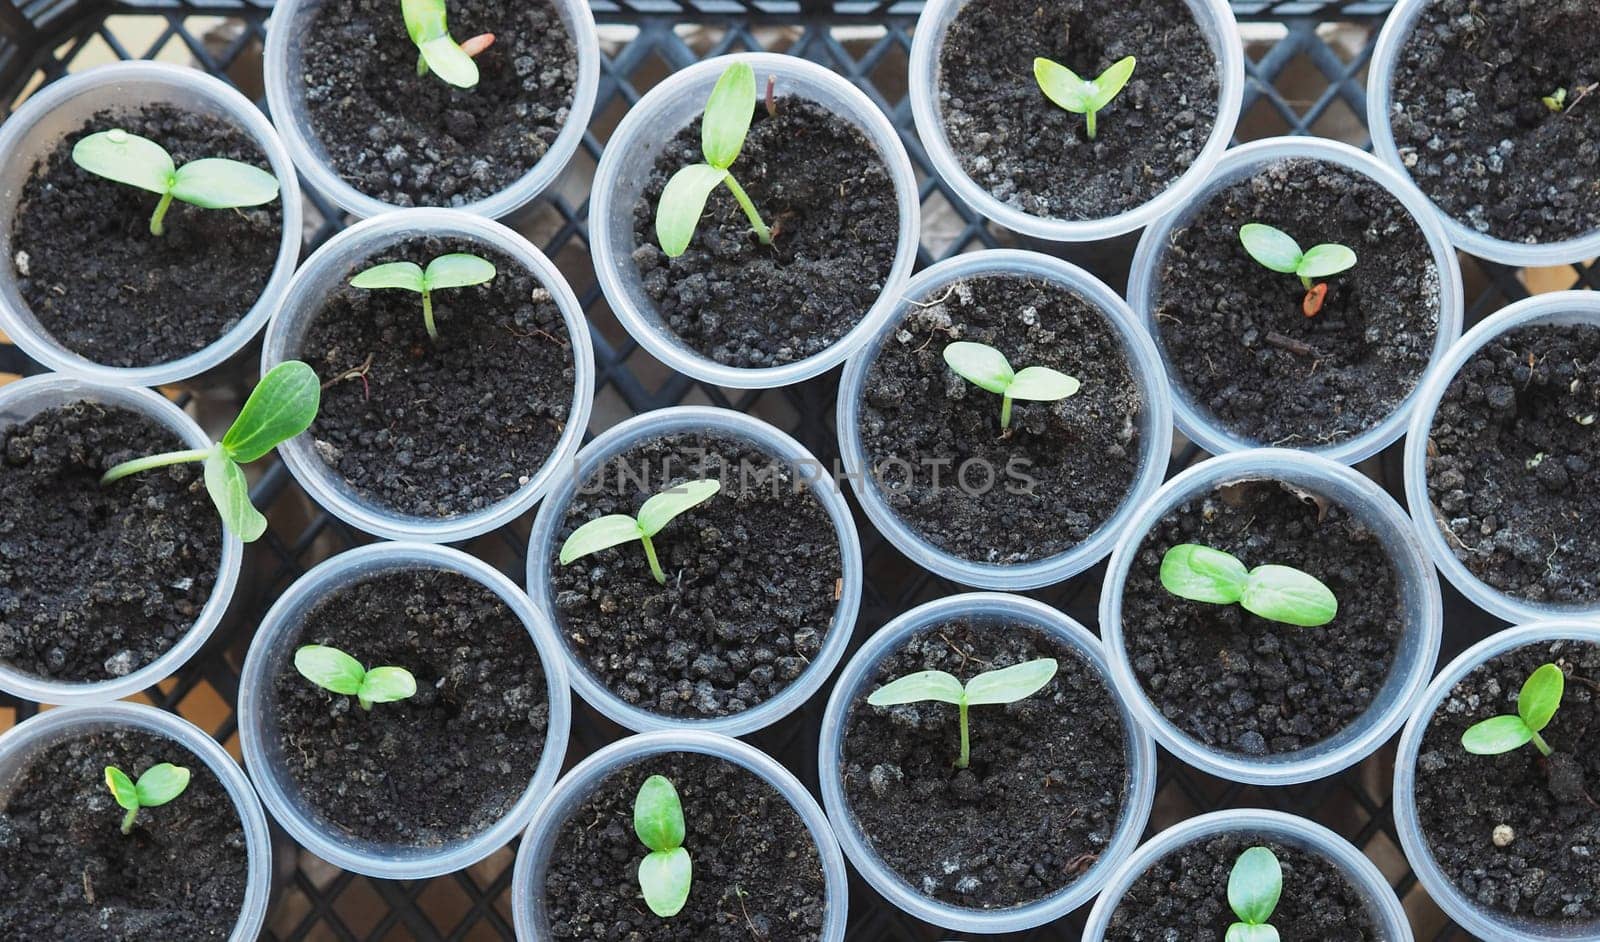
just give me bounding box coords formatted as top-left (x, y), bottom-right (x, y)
top-left (1403, 291), bottom-right (1600, 624)
top-left (262, 208), bottom-right (594, 543)
top-left (1100, 448), bottom-right (1443, 786)
top-left (1126, 136), bottom-right (1465, 465)
top-left (236, 542), bottom-right (571, 880)
top-left (1080, 808), bottom-right (1413, 942)
top-left (525, 406), bottom-right (862, 737)
top-left (0, 702), bottom-right (274, 941)
top-left (0, 61), bottom-right (302, 387)
top-left (588, 52), bottom-right (920, 389)
top-left (907, 0), bottom-right (1243, 243)
top-left (817, 592), bottom-right (1157, 934)
top-left (0, 374), bottom-right (243, 705)
top-left (836, 249), bottom-right (1174, 590)
top-left (1368, 0), bottom-right (1600, 268)
top-left (1394, 620), bottom-right (1600, 942)
top-left (262, 0), bottom-right (599, 221)
top-left (511, 729), bottom-right (849, 942)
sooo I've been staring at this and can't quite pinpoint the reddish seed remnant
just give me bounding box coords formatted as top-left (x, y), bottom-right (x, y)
top-left (1302, 282), bottom-right (1328, 317)
top-left (461, 33), bottom-right (495, 58)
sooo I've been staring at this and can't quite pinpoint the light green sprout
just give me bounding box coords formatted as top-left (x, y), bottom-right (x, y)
top-left (1462, 662), bottom-right (1564, 758)
top-left (943, 341), bottom-right (1080, 430)
top-left (559, 479), bottom-right (721, 585)
top-left (867, 658), bottom-right (1058, 769)
top-left (1159, 544), bottom-right (1338, 628)
top-left (634, 774), bottom-right (692, 918)
top-left (1032, 55), bottom-right (1136, 139)
top-left (401, 0), bottom-right (494, 89)
top-left (294, 644), bottom-right (418, 711)
top-left (71, 129), bottom-right (279, 237)
top-left (656, 62), bottom-right (771, 257)
top-left (350, 253), bottom-right (496, 340)
top-left (104, 763), bottom-right (191, 835)
top-left (1238, 223), bottom-right (1357, 291)
top-left (1226, 846), bottom-right (1282, 942)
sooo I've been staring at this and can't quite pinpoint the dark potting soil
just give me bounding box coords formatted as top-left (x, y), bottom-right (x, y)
top-left (857, 274), bottom-right (1144, 565)
top-left (1389, 0), bottom-right (1600, 244)
top-left (550, 432), bottom-right (841, 718)
top-left (542, 752), bottom-right (826, 940)
top-left (1104, 833), bottom-right (1381, 940)
top-left (1121, 479), bottom-right (1403, 756)
top-left (303, 235), bottom-right (574, 518)
top-left (300, 0), bottom-right (578, 207)
top-left (1413, 638), bottom-right (1600, 920)
top-left (11, 105), bottom-right (280, 369)
top-left (1425, 323), bottom-right (1600, 606)
top-left (0, 727), bottom-right (248, 940)
top-left (630, 97), bottom-right (899, 369)
top-left (0, 402), bottom-right (221, 682)
top-left (1153, 157), bottom-right (1441, 449)
top-left (937, 0), bottom-right (1220, 221)
top-left (272, 568), bottom-right (548, 846)
top-left (840, 619), bottom-right (1130, 909)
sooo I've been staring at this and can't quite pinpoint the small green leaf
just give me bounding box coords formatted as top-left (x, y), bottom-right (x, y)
top-left (1088, 56), bottom-right (1137, 109)
top-left (1006, 366), bottom-right (1080, 402)
top-left (701, 62), bottom-right (756, 169)
top-left (169, 158), bottom-right (279, 209)
top-left (1159, 544), bottom-right (1249, 605)
top-left (867, 669), bottom-right (965, 706)
top-left (943, 341), bottom-right (1014, 395)
top-left (964, 658), bottom-right (1058, 706)
top-left (72, 129), bottom-right (175, 195)
top-left (401, 0), bottom-right (448, 44)
top-left (1239, 223), bottom-right (1304, 274)
top-left (1226, 924), bottom-right (1281, 942)
top-left (1239, 565), bottom-right (1338, 627)
top-left (1228, 846), bottom-right (1282, 926)
top-left (294, 644), bottom-right (367, 696)
top-left (1518, 663), bottom-right (1565, 733)
top-left (134, 763), bottom-right (191, 808)
top-left (351, 261), bottom-right (427, 293)
top-left (634, 775), bottom-right (686, 852)
top-left (104, 766), bottom-right (140, 812)
top-left (204, 450), bottom-right (266, 542)
top-left (424, 253), bottom-right (496, 290)
top-left (639, 846), bottom-right (692, 917)
top-left (559, 514), bottom-right (646, 565)
top-left (637, 479), bottom-right (721, 537)
top-left (222, 361), bottom-right (322, 463)
top-left (359, 666), bottom-right (418, 706)
top-left (419, 36), bottom-right (479, 89)
top-left (1461, 714), bottom-right (1535, 755)
top-left (656, 164), bottom-right (728, 257)
top-left (1033, 57), bottom-right (1094, 114)
top-left (1295, 243), bottom-right (1358, 280)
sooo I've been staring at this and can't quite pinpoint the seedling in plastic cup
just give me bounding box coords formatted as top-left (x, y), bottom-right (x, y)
top-left (656, 62), bottom-right (772, 257)
top-left (72, 129), bottom-right (279, 237)
top-left (943, 341), bottom-right (1079, 430)
top-left (350, 252), bottom-right (496, 340)
top-left (559, 479), bottom-right (721, 585)
top-left (867, 658), bottom-right (1057, 769)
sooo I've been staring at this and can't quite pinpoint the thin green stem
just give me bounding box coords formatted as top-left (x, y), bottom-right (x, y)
top-left (956, 698), bottom-right (970, 769)
top-left (721, 174), bottom-right (772, 245)
top-left (1532, 731), bottom-right (1553, 757)
top-left (101, 447), bottom-right (213, 486)
top-left (422, 288), bottom-right (438, 340)
top-left (358, 694), bottom-right (374, 711)
top-left (1000, 394), bottom-right (1014, 430)
top-left (641, 533), bottom-right (666, 585)
top-left (1085, 108), bottom-right (1097, 139)
top-left (1299, 273), bottom-right (1313, 291)
top-left (121, 806), bottom-right (138, 835)
top-left (149, 191), bottom-right (174, 236)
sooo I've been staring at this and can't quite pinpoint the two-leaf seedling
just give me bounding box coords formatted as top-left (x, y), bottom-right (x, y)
top-left (1238, 223), bottom-right (1357, 318)
top-left (1227, 846), bottom-right (1282, 942)
top-left (350, 253), bottom-right (496, 340)
top-left (1160, 544), bottom-right (1338, 628)
top-left (402, 0), bottom-right (494, 89)
top-left (295, 644), bottom-right (417, 711)
top-left (634, 774), bottom-right (692, 918)
top-left (943, 341), bottom-right (1080, 431)
top-left (867, 658), bottom-right (1057, 769)
top-left (1462, 662), bottom-right (1563, 758)
top-left (104, 763), bottom-right (190, 835)
top-left (72, 129), bottom-right (279, 237)
top-left (656, 62), bottom-right (772, 258)
top-left (1033, 56), bottom-right (1136, 139)
top-left (559, 479), bottom-right (720, 585)
top-left (100, 361), bottom-right (320, 543)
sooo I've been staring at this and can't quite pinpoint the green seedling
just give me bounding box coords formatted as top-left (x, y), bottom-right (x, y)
top-left (559, 479), bottom-right (721, 585)
top-left (402, 0), bottom-right (495, 89)
top-left (942, 341), bottom-right (1080, 430)
top-left (99, 361), bottom-right (320, 543)
top-left (634, 774), bottom-right (692, 918)
top-left (1160, 544), bottom-right (1338, 628)
top-left (294, 644), bottom-right (418, 711)
top-left (1032, 55), bottom-right (1136, 139)
top-left (1226, 846), bottom-right (1282, 942)
top-left (1238, 223), bottom-right (1357, 317)
top-left (867, 658), bottom-right (1057, 769)
top-left (71, 129), bottom-right (279, 237)
top-left (1462, 662), bottom-right (1564, 758)
top-left (1543, 88), bottom-right (1568, 112)
top-left (656, 62), bottom-right (771, 257)
top-left (104, 763), bottom-right (190, 835)
top-left (350, 253), bottom-right (496, 340)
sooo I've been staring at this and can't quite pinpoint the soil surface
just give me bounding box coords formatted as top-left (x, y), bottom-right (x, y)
top-left (857, 274), bottom-right (1144, 565)
top-left (273, 568), bottom-right (547, 847)
top-left (11, 105), bottom-right (280, 368)
top-left (0, 402), bottom-right (222, 682)
top-left (1121, 479), bottom-right (1403, 756)
top-left (1390, 0), bottom-right (1600, 244)
top-left (1425, 323), bottom-right (1600, 606)
top-left (542, 752), bottom-right (826, 940)
top-left (1104, 832), bottom-right (1380, 939)
top-left (300, 0), bottom-right (578, 207)
top-left (630, 96), bottom-right (899, 368)
top-left (1154, 157), bottom-right (1441, 449)
top-left (840, 619), bottom-right (1130, 909)
top-left (938, 0), bottom-right (1220, 221)
top-left (1414, 638), bottom-right (1600, 921)
top-left (0, 727), bottom-right (248, 939)
top-left (550, 432), bottom-right (841, 718)
top-left (303, 235), bottom-right (574, 518)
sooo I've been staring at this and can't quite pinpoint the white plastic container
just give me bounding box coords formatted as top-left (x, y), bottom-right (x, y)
top-left (236, 542), bottom-right (571, 880)
top-left (262, 208), bottom-right (594, 544)
top-left (1394, 621), bottom-right (1600, 942)
top-left (588, 52), bottom-right (920, 389)
top-left (0, 374), bottom-right (243, 705)
top-left (817, 592), bottom-right (1157, 934)
top-left (511, 730), bottom-right (849, 942)
top-left (1100, 448), bottom-right (1443, 786)
top-left (0, 61), bottom-right (302, 387)
top-left (262, 0), bottom-right (599, 220)
top-left (1126, 136), bottom-right (1465, 465)
top-left (0, 702), bottom-right (274, 942)
top-left (1404, 291), bottom-right (1600, 624)
top-left (525, 406), bottom-right (862, 737)
top-left (836, 249), bottom-right (1173, 590)
top-left (1081, 809), bottom-right (1413, 942)
top-left (1367, 0), bottom-right (1600, 267)
top-left (907, 0), bottom-right (1243, 243)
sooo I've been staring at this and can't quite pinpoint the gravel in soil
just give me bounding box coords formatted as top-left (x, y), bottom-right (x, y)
top-left (0, 728), bottom-right (248, 940)
top-left (1425, 323), bottom-right (1600, 606)
top-left (11, 105), bottom-right (280, 369)
top-left (550, 431), bottom-right (841, 719)
top-left (629, 96), bottom-right (900, 369)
